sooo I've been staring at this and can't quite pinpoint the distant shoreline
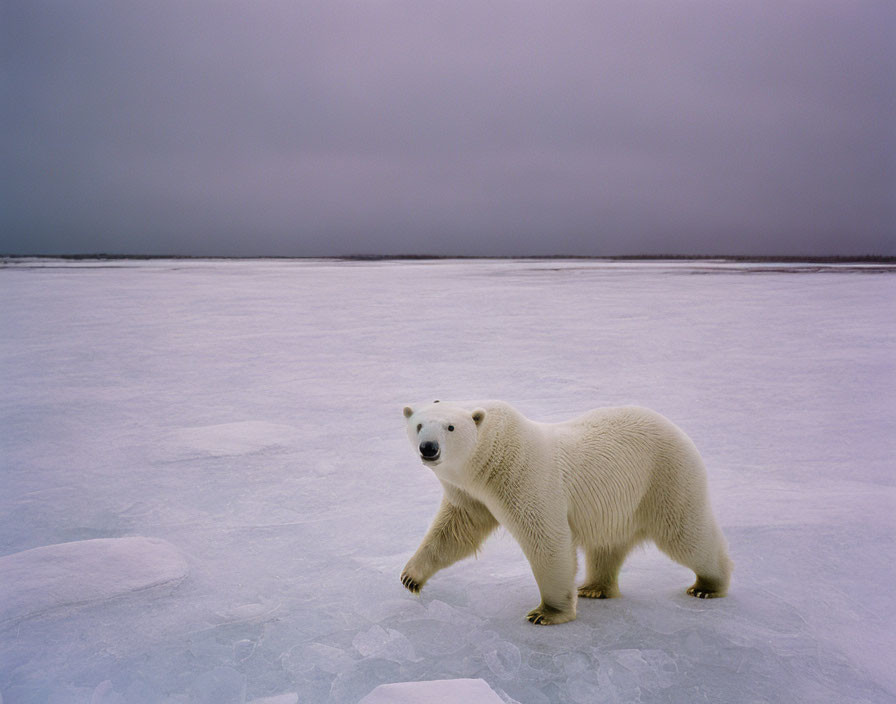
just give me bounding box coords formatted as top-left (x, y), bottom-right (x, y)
top-left (3, 254), bottom-right (896, 263)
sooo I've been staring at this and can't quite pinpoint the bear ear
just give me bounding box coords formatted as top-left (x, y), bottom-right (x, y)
top-left (472, 408), bottom-right (486, 426)
top-left (403, 406), bottom-right (414, 419)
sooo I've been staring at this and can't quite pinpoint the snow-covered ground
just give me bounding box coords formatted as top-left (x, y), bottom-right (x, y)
top-left (1, 259), bottom-right (893, 703)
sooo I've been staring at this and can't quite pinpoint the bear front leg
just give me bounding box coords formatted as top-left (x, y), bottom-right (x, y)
top-left (524, 545), bottom-right (577, 625)
top-left (401, 496), bottom-right (498, 594)
top-left (506, 513), bottom-right (577, 625)
top-left (578, 544), bottom-right (630, 599)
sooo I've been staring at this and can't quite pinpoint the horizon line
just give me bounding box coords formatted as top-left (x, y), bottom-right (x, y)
top-left (3, 253), bottom-right (896, 263)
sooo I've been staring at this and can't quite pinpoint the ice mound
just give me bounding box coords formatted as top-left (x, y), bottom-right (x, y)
top-left (0, 537), bottom-right (187, 626)
top-left (352, 625), bottom-right (420, 663)
top-left (164, 421), bottom-right (296, 458)
top-left (212, 599), bottom-right (281, 625)
top-left (358, 678), bottom-right (505, 704)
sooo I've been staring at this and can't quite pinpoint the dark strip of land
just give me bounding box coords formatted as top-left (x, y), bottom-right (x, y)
top-left (3, 254), bottom-right (895, 263)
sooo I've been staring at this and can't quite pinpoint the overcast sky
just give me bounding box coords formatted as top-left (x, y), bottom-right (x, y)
top-left (2, 1), bottom-right (894, 256)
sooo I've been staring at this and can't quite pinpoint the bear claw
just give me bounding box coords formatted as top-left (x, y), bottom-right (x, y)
top-left (525, 605), bottom-right (575, 625)
top-left (577, 586), bottom-right (617, 599)
top-left (687, 586), bottom-right (721, 599)
top-left (400, 573), bottom-right (421, 593)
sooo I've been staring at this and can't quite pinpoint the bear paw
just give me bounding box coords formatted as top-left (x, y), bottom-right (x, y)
top-left (525, 603), bottom-right (576, 625)
top-left (687, 576), bottom-right (727, 599)
top-left (577, 585), bottom-right (619, 599)
top-left (400, 572), bottom-right (422, 594)
top-left (686, 585), bottom-right (724, 599)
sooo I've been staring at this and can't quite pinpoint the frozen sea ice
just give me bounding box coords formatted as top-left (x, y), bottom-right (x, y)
top-left (0, 537), bottom-right (187, 626)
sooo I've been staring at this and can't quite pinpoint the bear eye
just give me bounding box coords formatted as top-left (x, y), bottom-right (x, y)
top-left (447, 425), bottom-right (455, 432)
top-left (416, 424), bottom-right (422, 433)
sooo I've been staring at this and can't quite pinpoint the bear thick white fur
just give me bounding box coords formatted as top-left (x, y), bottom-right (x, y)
top-left (401, 400), bottom-right (732, 625)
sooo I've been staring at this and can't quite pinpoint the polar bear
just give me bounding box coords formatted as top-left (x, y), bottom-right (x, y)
top-left (400, 400), bottom-right (732, 625)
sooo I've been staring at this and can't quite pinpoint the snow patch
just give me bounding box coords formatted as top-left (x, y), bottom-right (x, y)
top-left (164, 421), bottom-right (296, 459)
top-left (212, 599), bottom-right (281, 625)
top-left (247, 695), bottom-right (298, 704)
top-left (0, 537), bottom-right (187, 626)
top-left (358, 678), bottom-right (505, 704)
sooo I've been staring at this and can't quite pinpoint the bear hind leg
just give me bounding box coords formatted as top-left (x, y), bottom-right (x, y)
top-left (686, 540), bottom-right (733, 598)
top-left (685, 540), bottom-right (732, 599)
top-left (578, 544), bottom-right (630, 599)
top-left (654, 517), bottom-right (732, 599)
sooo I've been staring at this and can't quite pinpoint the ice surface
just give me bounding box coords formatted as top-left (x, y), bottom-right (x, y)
top-left (1, 258), bottom-right (894, 703)
top-left (163, 421), bottom-right (298, 460)
top-left (0, 537), bottom-right (187, 626)
top-left (357, 678), bottom-right (505, 704)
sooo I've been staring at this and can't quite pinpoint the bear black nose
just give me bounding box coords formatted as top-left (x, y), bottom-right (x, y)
top-left (419, 440), bottom-right (440, 459)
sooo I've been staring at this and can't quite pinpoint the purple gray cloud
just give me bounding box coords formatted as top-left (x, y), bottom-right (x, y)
top-left (2, 1), bottom-right (894, 255)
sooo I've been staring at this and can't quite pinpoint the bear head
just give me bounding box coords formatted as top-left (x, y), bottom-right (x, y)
top-left (403, 401), bottom-right (486, 483)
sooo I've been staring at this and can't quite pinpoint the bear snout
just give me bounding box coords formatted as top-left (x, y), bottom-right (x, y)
top-left (419, 440), bottom-right (440, 461)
